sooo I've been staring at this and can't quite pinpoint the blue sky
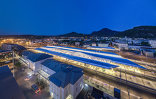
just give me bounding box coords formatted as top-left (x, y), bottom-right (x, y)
top-left (0, 0), bottom-right (156, 35)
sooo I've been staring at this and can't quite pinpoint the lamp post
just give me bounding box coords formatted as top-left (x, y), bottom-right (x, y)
top-left (125, 69), bottom-right (130, 99)
top-left (12, 48), bottom-right (15, 77)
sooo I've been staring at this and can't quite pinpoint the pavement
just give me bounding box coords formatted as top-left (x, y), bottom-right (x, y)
top-left (14, 65), bottom-right (51, 99)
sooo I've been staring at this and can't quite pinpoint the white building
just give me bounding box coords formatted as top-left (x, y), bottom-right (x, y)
top-left (97, 43), bottom-right (109, 47)
top-left (142, 49), bottom-right (156, 58)
top-left (75, 42), bottom-right (80, 46)
top-left (20, 51), bottom-right (84, 99)
top-left (91, 43), bottom-right (97, 46)
top-left (39, 59), bottom-right (84, 99)
top-left (114, 43), bottom-right (128, 50)
top-left (128, 45), bottom-right (142, 51)
top-left (86, 46), bottom-right (115, 51)
top-left (149, 40), bottom-right (156, 48)
top-left (20, 51), bottom-right (52, 73)
top-left (83, 44), bottom-right (90, 47)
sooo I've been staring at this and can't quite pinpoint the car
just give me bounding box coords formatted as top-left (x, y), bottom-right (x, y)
top-left (5, 60), bottom-right (11, 64)
top-left (31, 84), bottom-right (41, 94)
top-left (22, 68), bottom-right (25, 71)
top-left (24, 75), bottom-right (32, 81)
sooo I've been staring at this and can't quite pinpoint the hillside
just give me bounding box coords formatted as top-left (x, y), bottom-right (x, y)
top-left (58, 28), bottom-right (119, 37)
top-left (1, 26), bottom-right (156, 38)
top-left (58, 32), bottom-right (87, 37)
top-left (117, 26), bottom-right (156, 38)
top-left (91, 28), bottom-right (119, 37)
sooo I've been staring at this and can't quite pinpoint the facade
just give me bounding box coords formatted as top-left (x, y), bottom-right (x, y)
top-left (112, 42), bottom-right (128, 50)
top-left (39, 59), bottom-right (83, 99)
top-left (128, 45), bottom-right (143, 51)
top-left (143, 51), bottom-right (154, 57)
top-left (91, 43), bottom-right (97, 46)
top-left (97, 43), bottom-right (109, 47)
top-left (20, 51), bottom-right (52, 73)
top-left (20, 51), bottom-right (83, 99)
top-left (86, 46), bottom-right (115, 51)
top-left (116, 43), bottom-right (128, 50)
top-left (142, 48), bottom-right (156, 58)
top-left (75, 42), bottom-right (80, 46)
top-left (149, 40), bottom-right (156, 48)
top-left (83, 44), bottom-right (90, 47)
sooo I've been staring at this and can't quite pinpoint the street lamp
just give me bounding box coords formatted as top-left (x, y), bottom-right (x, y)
top-left (12, 47), bottom-right (15, 77)
top-left (124, 69), bottom-right (130, 99)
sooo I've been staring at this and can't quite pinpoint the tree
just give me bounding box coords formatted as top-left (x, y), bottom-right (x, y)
top-left (14, 61), bottom-right (22, 68)
top-left (36, 78), bottom-right (47, 89)
top-left (141, 41), bottom-right (150, 46)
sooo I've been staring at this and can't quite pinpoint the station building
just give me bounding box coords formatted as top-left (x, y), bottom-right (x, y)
top-left (39, 59), bottom-right (83, 99)
top-left (20, 51), bottom-right (52, 73)
top-left (20, 51), bottom-right (84, 99)
top-left (34, 46), bottom-right (146, 76)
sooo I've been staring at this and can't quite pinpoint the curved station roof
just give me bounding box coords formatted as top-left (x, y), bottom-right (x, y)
top-left (35, 46), bottom-right (146, 69)
top-left (36, 48), bottom-right (118, 69)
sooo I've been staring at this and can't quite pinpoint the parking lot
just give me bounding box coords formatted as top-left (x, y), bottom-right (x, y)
top-left (14, 65), bottom-right (51, 99)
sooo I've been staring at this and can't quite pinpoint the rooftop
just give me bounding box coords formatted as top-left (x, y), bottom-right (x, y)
top-left (36, 48), bottom-right (118, 69)
top-left (88, 46), bottom-right (115, 50)
top-left (41, 59), bottom-right (83, 88)
top-left (22, 51), bottom-right (52, 62)
top-left (36, 46), bottom-right (146, 69)
top-left (46, 46), bottom-right (145, 69)
top-left (2, 43), bottom-right (26, 51)
top-left (22, 50), bottom-right (35, 56)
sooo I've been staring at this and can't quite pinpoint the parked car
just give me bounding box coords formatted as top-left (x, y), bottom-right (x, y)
top-left (22, 68), bottom-right (25, 71)
top-left (5, 60), bottom-right (11, 64)
top-left (31, 84), bottom-right (41, 94)
top-left (24, 75), bottom-right (32, 81)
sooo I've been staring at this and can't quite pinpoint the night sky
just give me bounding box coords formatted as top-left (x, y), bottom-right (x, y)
top-left (0, 0), bottom-right (156, 35)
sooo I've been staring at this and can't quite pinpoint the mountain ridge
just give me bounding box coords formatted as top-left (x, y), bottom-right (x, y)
top-left (0, 26), bottom-right (156, 38)
top-left (58, 26), bottom-right (156, 38)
